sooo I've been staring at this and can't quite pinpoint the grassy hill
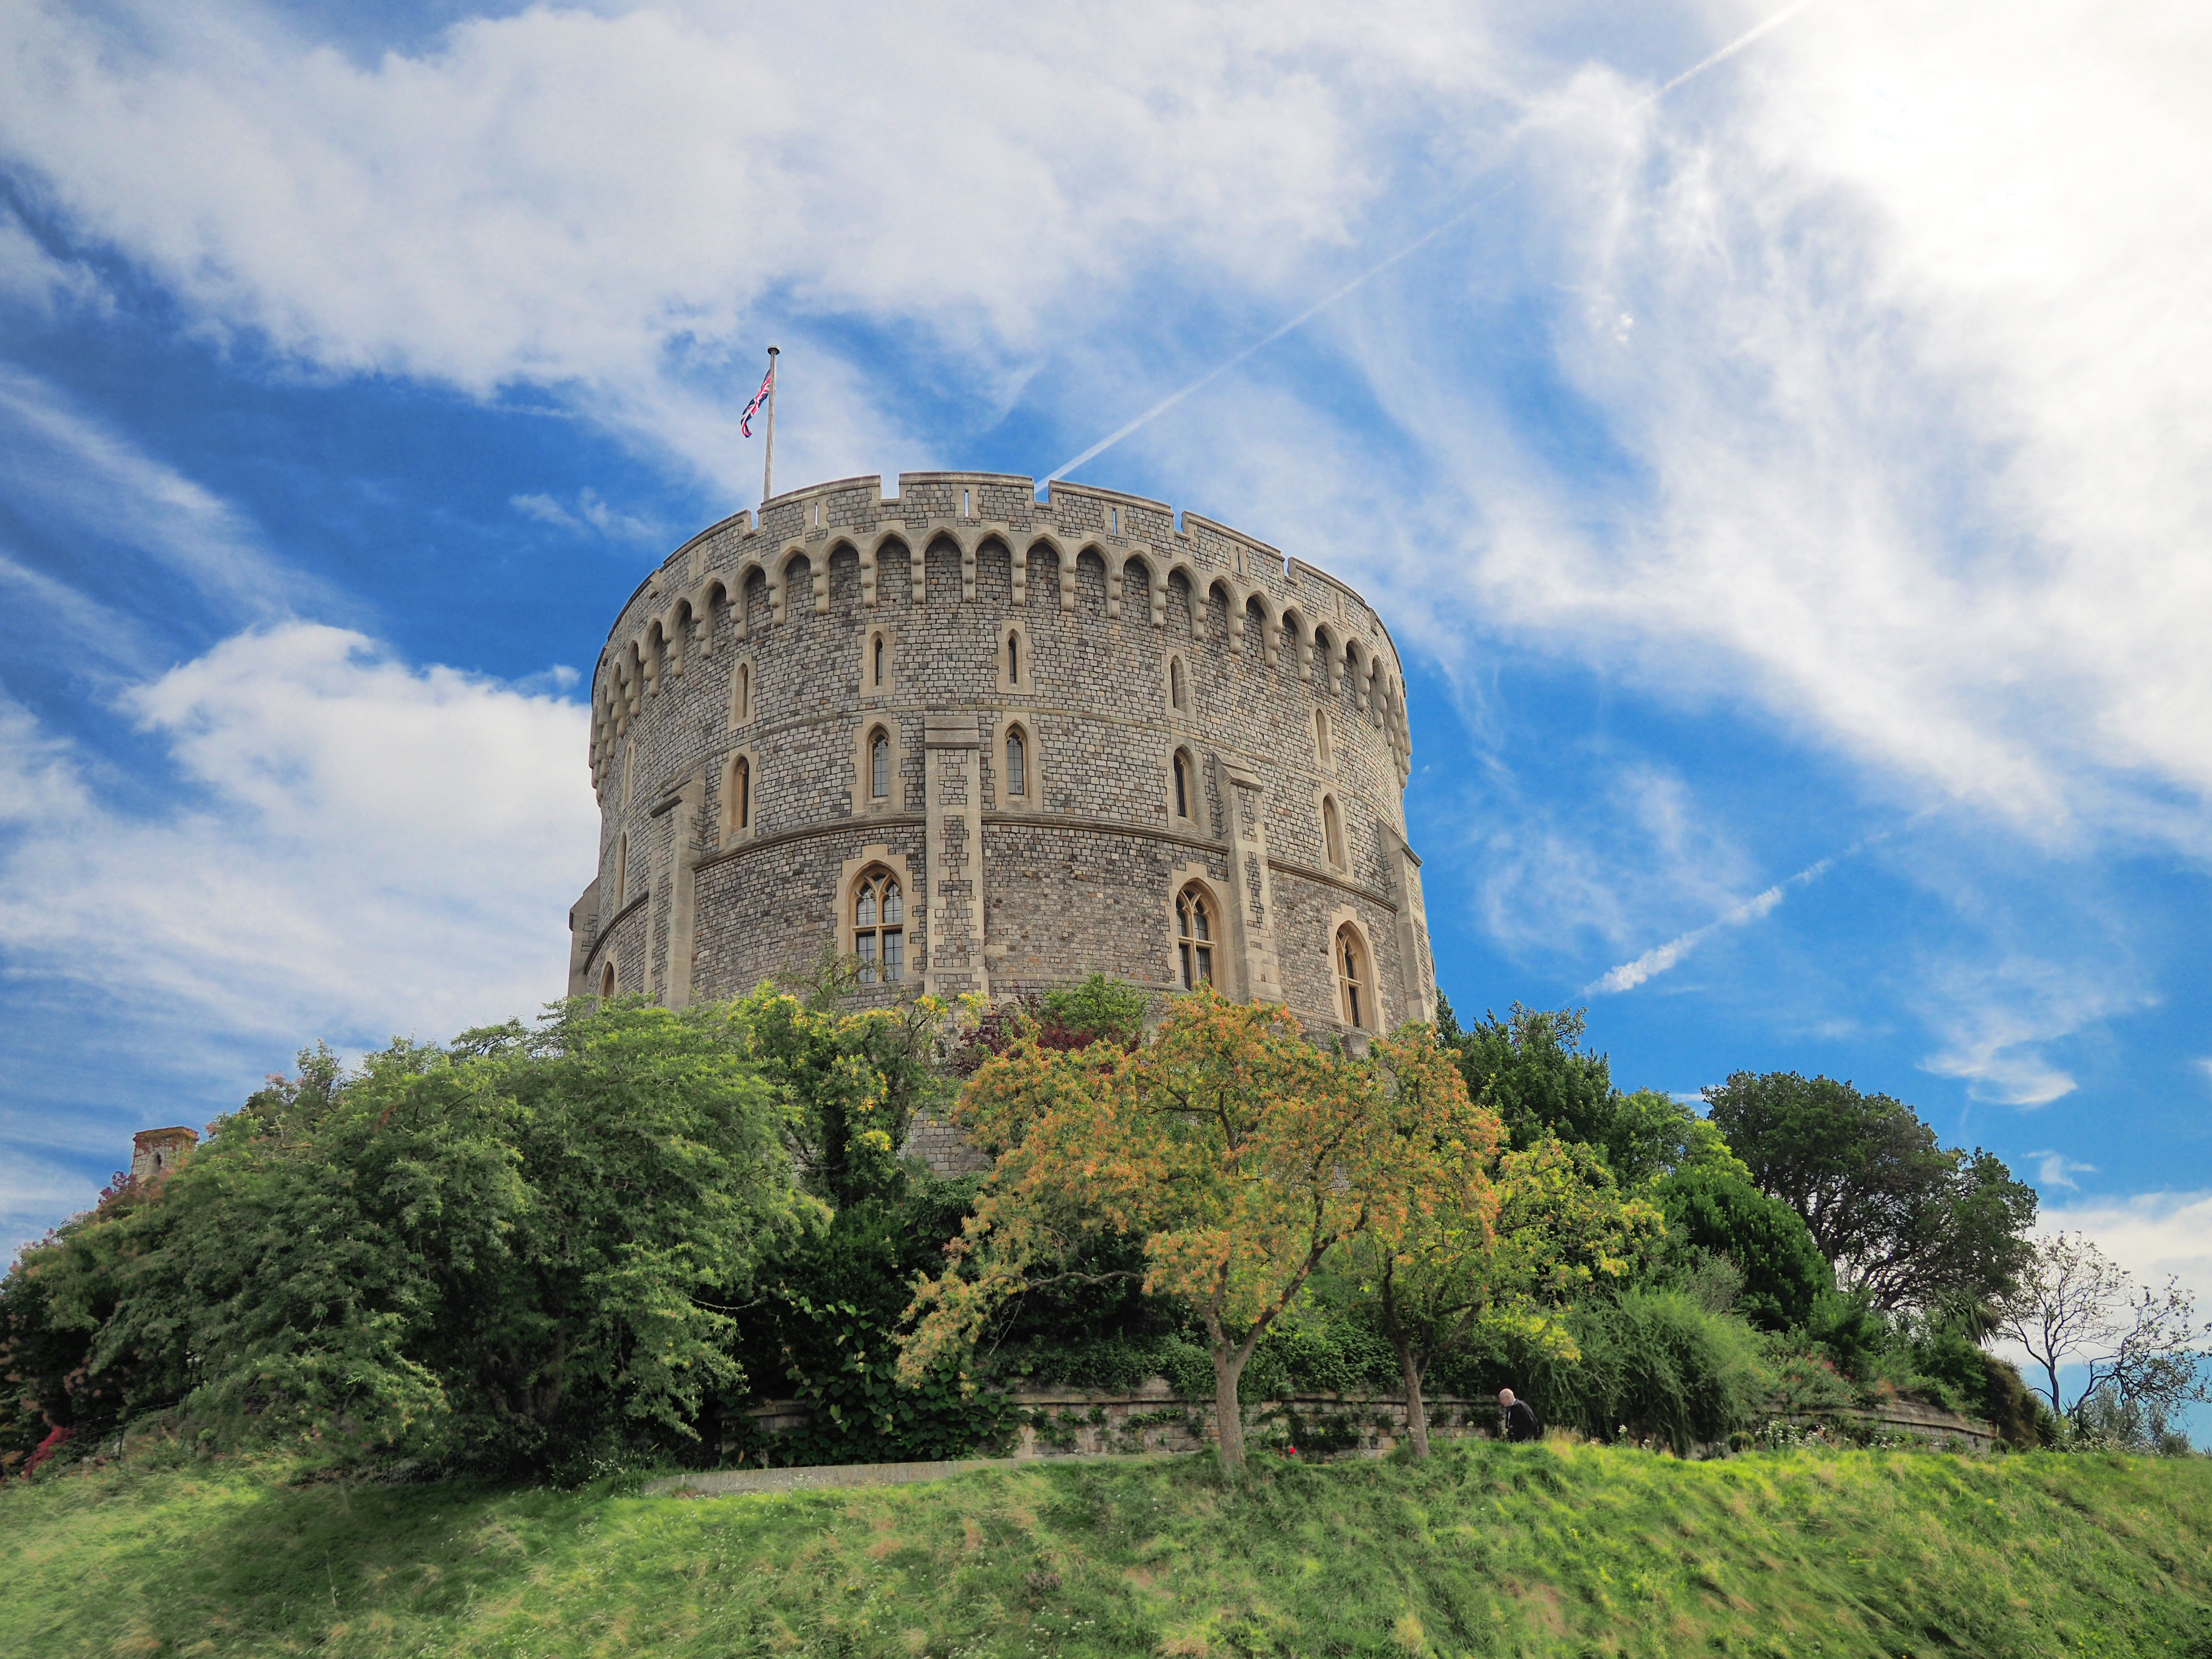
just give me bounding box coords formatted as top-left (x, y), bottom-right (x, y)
top-left (4, 1442), bottom-right (2209, 1658)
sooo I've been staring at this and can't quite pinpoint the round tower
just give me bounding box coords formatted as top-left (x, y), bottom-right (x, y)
top-left (568, 472), bottom-right (1434, 1040)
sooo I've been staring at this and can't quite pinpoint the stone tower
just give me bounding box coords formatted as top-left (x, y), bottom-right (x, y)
top-left (567, 473), bottom-right (1434, 1040)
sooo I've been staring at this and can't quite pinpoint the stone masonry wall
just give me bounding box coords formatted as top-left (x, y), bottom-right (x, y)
top-left (569, 473), bottom-right (1436, 1156)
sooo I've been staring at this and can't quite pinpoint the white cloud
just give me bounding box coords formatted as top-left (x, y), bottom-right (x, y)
top-left (0, 1149), bottom-right (104, 1271)
top-left (0, 0), bottom-right (1517, 492)
top-left (0, 364), bottom-right (309, 623)
top-left (1455, 0), bottom-right (2212, 849)
top-left (2030, 1151), bottom-right (2097, 1192)
top-left (2039, 1191), bottom-right (2212, 1313)
top-left (511, 487), bottom-right (657, 541)
top-left (0, 203), bottom-right (104, 314)
top-left (0, 624), bottom-right (597, 1056)
top-left (1917, 954), bottom-right (2152, 1108)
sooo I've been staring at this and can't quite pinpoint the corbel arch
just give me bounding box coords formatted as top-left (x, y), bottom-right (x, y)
top-left (1116, 549), bottom-right (1166, 626)
top-left (1016, 534), bottom-right (1060, 607)
top-left (1165, 565), bottom-right (1200, 640)
top-left (693, 576), bottom-right (733, 656)
top-left (865, 531), bottom-right (912, 607)
top-left (974, 532), bottom-right (1013, 606)
top-left (1207, 577), bottom-right (1241, 645)
top-left (777, 545), bottom-right (821, 622)
top-left (734, 560), bottom-right (771, 639)
top-left (924, 530), bottom-right (969, 607)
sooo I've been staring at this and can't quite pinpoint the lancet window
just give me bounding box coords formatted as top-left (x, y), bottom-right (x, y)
top-left (854, 869), bottom-right (905, 985)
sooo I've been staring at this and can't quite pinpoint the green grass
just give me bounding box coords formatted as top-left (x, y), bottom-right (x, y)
top-left (5, 1443), bottom-right (2210, 1658)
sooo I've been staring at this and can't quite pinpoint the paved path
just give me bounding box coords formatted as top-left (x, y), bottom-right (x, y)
top-left (643, 1451), bottom-right (1180, 1499)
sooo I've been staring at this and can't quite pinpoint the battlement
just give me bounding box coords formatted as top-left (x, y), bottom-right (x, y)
top-left (613, 472), bottom-right (1390, 664)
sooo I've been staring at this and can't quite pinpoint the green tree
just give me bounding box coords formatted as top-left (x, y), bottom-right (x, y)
top-left (1649, 1164), bottom-right (1832, 1331)
top-left (1704, 1070), bottom-right (2036, 1311)
top-left (22, 998), bottom-right (819, 1468)
top-left (1441, 1001), bottom-right (1615, 1152)
top-left (1354, 1133), bottom-right (1662, 1457)
top-left (741, 975), bottom-right (960, 1207)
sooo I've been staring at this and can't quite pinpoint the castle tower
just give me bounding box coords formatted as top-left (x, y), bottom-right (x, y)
top-left (567, 473), bottom-right (1434, 1039)
top-left (131, 1126), bottom-right (197, 1186)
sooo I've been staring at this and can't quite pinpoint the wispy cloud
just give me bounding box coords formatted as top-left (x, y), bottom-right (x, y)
top-left (1920, 957), bottom-right (2152, 1108)
top-left (0, 365), bottom-right (310, 624)
top-left (511, 488), bottom-right (658, 541)
top-left (2038, 1190), bottom-right (2212, 1309)
top-left (2030, 1151), bottom-right (2098, 1191)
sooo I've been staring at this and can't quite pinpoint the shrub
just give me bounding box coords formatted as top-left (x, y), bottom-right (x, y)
top-left (1506, 1290), bottom-right (1768, 1453)
top-left (1650, 1166), bottom-right (1832, 1331)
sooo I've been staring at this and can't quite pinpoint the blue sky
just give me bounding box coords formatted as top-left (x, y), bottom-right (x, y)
top-left (3, 0), bottom-right (2208, 1407)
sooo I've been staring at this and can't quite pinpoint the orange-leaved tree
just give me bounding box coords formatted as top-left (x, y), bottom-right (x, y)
top-left (897, 986), bottom-right (1493, 1471)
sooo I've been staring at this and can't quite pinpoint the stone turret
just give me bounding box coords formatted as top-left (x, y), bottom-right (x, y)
top-left (569, 471), bottom-right (1434, 1045)
top-left (131, 1126), bottom-right (198, 1187)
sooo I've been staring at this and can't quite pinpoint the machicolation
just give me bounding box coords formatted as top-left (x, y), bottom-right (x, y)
top-left (566, 472), bottom-right (1437, 1095)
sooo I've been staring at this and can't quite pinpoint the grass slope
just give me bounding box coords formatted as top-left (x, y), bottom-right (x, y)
top-left (4, 1444), bottom-right (2209, 1658)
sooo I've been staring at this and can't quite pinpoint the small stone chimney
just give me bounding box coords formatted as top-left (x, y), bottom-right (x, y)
top-left (131, 1126), bottom-right (198, 1187)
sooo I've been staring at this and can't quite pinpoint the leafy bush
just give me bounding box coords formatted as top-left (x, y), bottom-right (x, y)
top-left (1650, 1166), bottom-right (1832, 1331)
top-left (2, 999), bottom-right (817, 1473)
top-left (1507, 1290), bottom-right (1769, 1453)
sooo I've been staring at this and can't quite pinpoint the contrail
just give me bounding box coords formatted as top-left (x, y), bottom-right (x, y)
top-left (1632, 0), bottom-right (1827, 110)
top-left (1587, 860), bottom-right (1831, 997)
top-left (1046, 180), bottom-right (1518, 483)
top-left (1045, 0), bottom-right (1829, 483)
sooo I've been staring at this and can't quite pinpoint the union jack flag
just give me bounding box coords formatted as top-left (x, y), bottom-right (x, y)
top-left (739, 363), bottom-right (774, 437)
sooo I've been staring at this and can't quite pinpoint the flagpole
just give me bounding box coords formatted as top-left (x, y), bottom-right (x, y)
top-left (761, 345), bottom-right (779, 506)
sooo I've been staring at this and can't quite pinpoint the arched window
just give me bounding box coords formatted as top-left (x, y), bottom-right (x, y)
top-left (733, 757), bottom-right (750, 830)
top-left (1176, 885), bottom-right (1214, 989)
top-left (873, 637), bottom-right (884, 687)
top-left (1007, 632), bottom-right (1019, 683)
top-left (1335, 925), bottom-right (1370, 1030)
top-left (1314, 706), bottom-right (1332, 766)
top-left (1173, 751), bottom-right (1191, 819)
top-left (1171, 658), bottom-right (1186, 711)
top-left (1322, 794), bottom-right (1345, 869)
top-left (870, 728), bottom-right (891, 800)
top-left (1006, 727), bottom-right (1027, 797)
top-left (600, 961), bottom-right (616, 1000)
top-left (854, 868), bottom-right (905, 984)
top-left (615, 832), bottom-right (629, 905)
top-left (733, 662), bottom-right (751, 725)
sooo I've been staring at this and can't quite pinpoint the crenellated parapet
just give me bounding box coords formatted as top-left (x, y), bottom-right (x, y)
top-left (588, 474), bottom-right (1414, 803)
top-left (571, 471), bottom-right (1435, 1088)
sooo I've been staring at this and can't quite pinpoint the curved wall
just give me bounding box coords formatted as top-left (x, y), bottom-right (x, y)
top-left (567, 472), bottom-right (1435, 1041)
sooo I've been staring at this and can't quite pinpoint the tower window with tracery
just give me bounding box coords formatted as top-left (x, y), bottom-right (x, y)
top-left (1006, 727), bottom-right (1027, 797)
top-left (1176, 884), bottom-right (1214, 989)
top-left (854, 869), bottom-right (905, 984)
top-left (870, 728), bottom-right (891, 800)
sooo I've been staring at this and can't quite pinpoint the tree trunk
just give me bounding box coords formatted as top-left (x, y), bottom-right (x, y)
top-left (1211, 1346), bottom-right (1248, 1472)
top-left (1396, 1336), bottom-right (1431, 1459)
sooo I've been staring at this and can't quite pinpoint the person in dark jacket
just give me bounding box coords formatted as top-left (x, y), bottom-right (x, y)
top-left (1498, 1388), bottom-right (1541, 1443)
